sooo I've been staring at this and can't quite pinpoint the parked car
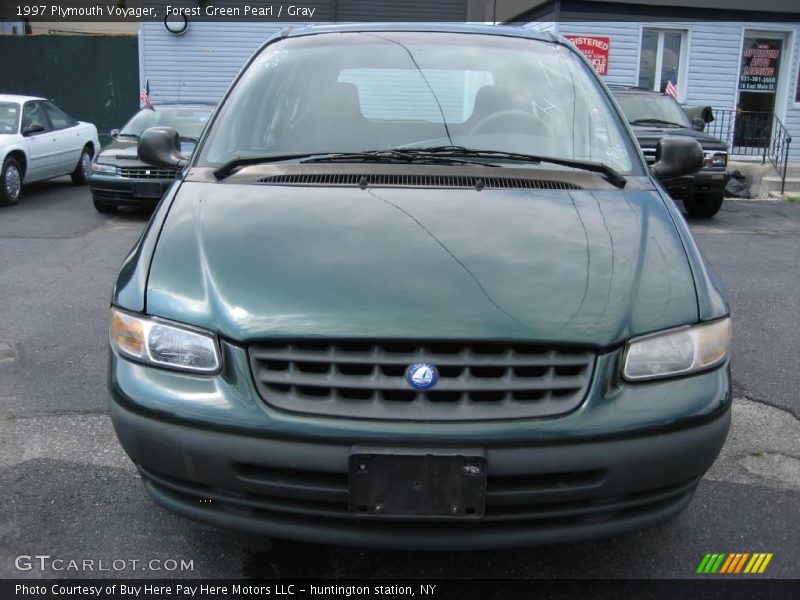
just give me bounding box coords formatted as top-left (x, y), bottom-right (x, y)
top-left (611, 86), bottom-right (728, 218)
top-left (90, 103), bottom-right (214, 213)
top-left (108, 25), bottom-right (731, 549)
top-left (0, 94), bottom-right (99, 206)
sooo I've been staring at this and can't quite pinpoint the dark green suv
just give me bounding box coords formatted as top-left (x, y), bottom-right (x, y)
top-left (612, 87), bottom-right (729, 218)
top-left (108, 24), bottom-right (732, 549)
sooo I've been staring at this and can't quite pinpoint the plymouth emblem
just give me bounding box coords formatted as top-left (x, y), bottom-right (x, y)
top-left (406, 362), bottom-right (438, 391)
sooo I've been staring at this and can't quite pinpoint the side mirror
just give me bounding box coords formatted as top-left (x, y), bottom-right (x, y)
top-left (691, 117), bottom-right (706, 131)
top-left (651, 136), bottom-right (704, 180)
top-left (22, 123), bottom-right (45, 136)
top-left (683, 105), bottom-right (714, 124)
top-left (137, 126), bottom-right (187, 169)
top-left (110, 129), bottom-right (120, 139)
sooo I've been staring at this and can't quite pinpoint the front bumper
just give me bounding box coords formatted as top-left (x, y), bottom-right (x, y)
top-left (89, 173), bottom-right (174, 206)
top-left (109, 344), bottom-right (732, 549)
top-left (663, 169), bottom-right (728, 199)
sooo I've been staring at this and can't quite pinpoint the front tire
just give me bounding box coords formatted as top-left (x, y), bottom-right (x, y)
top-left (0, 156), bottom-right (23, 206)
top-left (71, 146), bottom-right (93, 185)
top-left (684, 193), bottom-right (724, 219)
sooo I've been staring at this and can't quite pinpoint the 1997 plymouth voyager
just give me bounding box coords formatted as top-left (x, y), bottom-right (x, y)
top-left (108, 24), bottom-right (732, 549)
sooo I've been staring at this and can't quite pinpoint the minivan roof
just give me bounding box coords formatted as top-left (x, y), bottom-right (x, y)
top-left (280, 22), bottom-right (554, 43)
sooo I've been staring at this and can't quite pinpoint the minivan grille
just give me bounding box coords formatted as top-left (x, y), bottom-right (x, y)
top-left (249, 341), bottom-right (595, 420)
top-left (257, 173), bottom-right (582, 190)
top-left (118, 166), bottom-right (179, 179)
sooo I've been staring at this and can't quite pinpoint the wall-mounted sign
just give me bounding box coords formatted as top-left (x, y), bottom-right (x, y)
top-left (564, 35), bottom-right (610, 76)
top-left (739, 39), bottom-right (781, 93)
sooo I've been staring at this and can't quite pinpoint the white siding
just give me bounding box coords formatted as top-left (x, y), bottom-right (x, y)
top-left (683, 23), bottom-right (741, 110)
top-left (783, 31), bottom-right (800, 163)
top-left (140, 22), bottom-right (285, 104)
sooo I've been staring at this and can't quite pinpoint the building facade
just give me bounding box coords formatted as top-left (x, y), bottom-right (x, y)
top-left (138, 0), bottom-right (470, 104)
top-left (136, 2), bottom-right (799, 170)
top-left (527, 21), bottom-right (800, 164)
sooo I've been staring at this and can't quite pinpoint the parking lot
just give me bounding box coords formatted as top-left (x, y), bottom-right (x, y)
top-left (0, 180), bottom-right (798, 579)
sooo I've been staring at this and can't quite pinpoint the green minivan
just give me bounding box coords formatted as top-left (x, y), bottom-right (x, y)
top-left (108, 24), bottom-right (732, 549)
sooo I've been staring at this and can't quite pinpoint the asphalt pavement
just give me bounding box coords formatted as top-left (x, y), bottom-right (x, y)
top-left (0, 180), bottom-right (798, 580)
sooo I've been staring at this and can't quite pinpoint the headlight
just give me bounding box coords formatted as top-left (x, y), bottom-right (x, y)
top-left (623, 318), bottom-right (731, 381)
top-left (110, 307), bottom-right (220, 373)
top-left (702, 151), bottom-right (727, 169)
top-left (91, 162), bottom-right (118, 175)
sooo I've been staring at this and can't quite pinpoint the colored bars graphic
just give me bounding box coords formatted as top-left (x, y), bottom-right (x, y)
top-left (696, 553), bottom-right (773, 574)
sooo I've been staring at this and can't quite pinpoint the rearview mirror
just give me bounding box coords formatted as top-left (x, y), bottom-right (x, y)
top-left (137, 126), bottom-right (186, 169)
top-left (651, 136), bottom-right (704, 180)
top-left (691, 117), bottom-right (705, 131)
top-left (110, 129), bottom-right (120, 139)
top-left (22, 124), bottom-right (45, 136)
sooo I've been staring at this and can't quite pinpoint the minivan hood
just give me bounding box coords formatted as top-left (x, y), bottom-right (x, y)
top-left (145, 182), bottom-right (698, 347)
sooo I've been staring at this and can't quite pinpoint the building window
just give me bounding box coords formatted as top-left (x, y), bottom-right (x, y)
top-left (638, 29), bottom-right (687, 98)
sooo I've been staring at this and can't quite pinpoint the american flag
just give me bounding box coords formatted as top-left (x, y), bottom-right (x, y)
top-left (665, 77), bottom-right (678, 99)
top-left (140, 79), bottom-right (153, 110)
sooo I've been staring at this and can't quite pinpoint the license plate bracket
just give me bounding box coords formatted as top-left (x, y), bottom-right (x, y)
top-left (349, 448), bottom-right (486, 518)
top-left (132, 182), bottom-right (163, 198)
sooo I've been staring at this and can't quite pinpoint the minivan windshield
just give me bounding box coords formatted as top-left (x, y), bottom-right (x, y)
top-left (199, 32), bottom-right (639, 174)
top-left (614, 93), bottom-right (691, 128)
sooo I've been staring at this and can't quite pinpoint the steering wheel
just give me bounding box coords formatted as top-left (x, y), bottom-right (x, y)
top-left (470, 110), bottom-right (553, 136)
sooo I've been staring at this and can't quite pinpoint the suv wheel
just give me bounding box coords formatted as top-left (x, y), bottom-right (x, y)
top-left (0, 156), bottom-right (23, 206)
top-left (684, 193), bottom-right (724, 218)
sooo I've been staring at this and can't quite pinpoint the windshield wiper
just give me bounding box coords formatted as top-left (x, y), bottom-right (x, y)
top-left (397, 146), bottom-right (627, 188)
top-left (301, 149), bottom-right (498, 168)
top-left (629, 118), bottom-right (685, 128)
top-left (212, 150), bottom-right (492, 180)
top-left (213, 153), bottom-right (331, 179)
top-left (116, 133), bottom-right (139, 139)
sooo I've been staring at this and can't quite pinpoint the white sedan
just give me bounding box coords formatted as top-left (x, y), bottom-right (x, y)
top-left (0, 94), bottom-right (100, 205)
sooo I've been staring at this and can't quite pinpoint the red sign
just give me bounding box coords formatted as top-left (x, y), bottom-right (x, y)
top-left (564, 35), bottom-right (610, 76)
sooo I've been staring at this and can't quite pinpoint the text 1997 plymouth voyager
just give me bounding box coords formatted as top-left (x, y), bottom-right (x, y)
top-left (108, 24), bottom-right (732, 549)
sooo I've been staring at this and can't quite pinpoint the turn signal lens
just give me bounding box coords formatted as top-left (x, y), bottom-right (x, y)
top-left (110, 309), bottom-right (144, 358)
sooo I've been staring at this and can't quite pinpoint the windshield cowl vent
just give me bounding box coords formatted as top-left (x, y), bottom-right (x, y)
top-left (256, 173), bottom-right (582, 190)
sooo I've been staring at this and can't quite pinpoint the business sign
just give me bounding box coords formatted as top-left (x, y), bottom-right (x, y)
top-left (739, 39), bottom-right (782, 92)
top-left (564, 35), bottom-right (610, 76)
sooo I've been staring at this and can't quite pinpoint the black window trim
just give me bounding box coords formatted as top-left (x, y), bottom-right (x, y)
top-left (21, 100), bottom-right (53, 135)
top-left (41, 100), bottom-right (78, 131)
